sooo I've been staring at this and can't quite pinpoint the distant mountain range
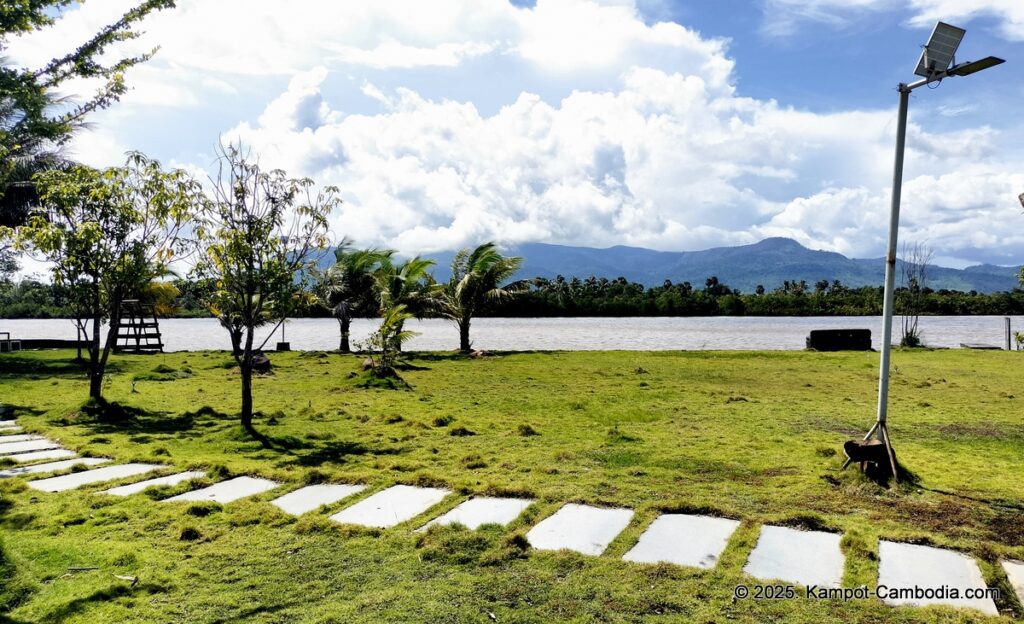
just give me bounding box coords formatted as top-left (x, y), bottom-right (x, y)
top-left (415, 238), bottom-right (1022, 294)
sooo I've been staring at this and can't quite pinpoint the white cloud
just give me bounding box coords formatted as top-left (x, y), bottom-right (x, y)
top-left (219, 63), bottom-right (1024, 262)
top-left (908, 0), bottom-right (1024, 41)
top-left (761, 0), bottom-right (1024, 40)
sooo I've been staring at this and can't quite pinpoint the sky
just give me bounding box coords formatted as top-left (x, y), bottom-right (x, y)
top-left (7, 0), bottom-right (1024, 268)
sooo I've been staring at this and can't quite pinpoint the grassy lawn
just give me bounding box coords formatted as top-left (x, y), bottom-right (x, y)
top-left (0, 348), bottom-right (1022, 623)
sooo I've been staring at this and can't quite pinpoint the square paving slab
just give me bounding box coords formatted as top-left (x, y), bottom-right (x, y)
top-left (744, 525), bottom-right (844, 587)
top-left (1003, 560), bottom-right (1024, 607)
top-left (423, 497), bottom-right (533, 530)
top-left (10, 448), bottom-right (77, 463)
top-left (330, 485), bottom-right (450, 528)
top-left (0, 420), bottom-right (16, 428)
top-left (0, 457), bottom-right (110, 478)
top-left (29, 463), bottom-right (164, 493)
top-left (623, 514), bottom-right (740, 569)
top-left (878, 541), bottom-right (997, 615)
top-left (164, 476), bottom-right (279, 504)
top-left (526, 503), bottom-right (634, 556)
top-left (271, 484), bottom-right (367, 516)
top-left (0, 426), bottom-right (23, 433)
top-left (0, 439), bottom-right (62, 455)
top-left (104, 471), bottom-right (207, 496)
top-left (0, 434), bottom-right (42, 443)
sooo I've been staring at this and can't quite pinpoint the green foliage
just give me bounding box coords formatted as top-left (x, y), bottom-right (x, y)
top-left (11, 153), bottom-right (198, 399)
top-left (360, 304), bottom-right (418, 379)
top-left (313, 238), bottom-right (393, 352)
top-left (0, 0), bottom-right (175, 225)
top-left (440, 242), bottom-right (526, 352)
top-left (193, 143), bottom-right (337, 432)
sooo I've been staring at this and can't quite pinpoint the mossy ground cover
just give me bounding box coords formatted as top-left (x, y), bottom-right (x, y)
top-left (0, 348), bottom-right (1021, 623)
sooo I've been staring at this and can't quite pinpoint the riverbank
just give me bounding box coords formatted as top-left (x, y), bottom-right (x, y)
top-left (1, 349), bottom-right (1022, 622)
top-left (2, 315), bottom-right (1022, 351)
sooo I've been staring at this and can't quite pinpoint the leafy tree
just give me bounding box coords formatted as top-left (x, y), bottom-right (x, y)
top-left (12, 153), bottom-right (197, 400)
top-left (372, 255), bottom-right (438, 352)
top-left (440, 242), bottom-right (525, 352)
top-left (314, 238), bottom-right (393, 352)
top-left (193, 145), bottom-right (337, 440)
top-left (1, 0), bottom-right (175, 225)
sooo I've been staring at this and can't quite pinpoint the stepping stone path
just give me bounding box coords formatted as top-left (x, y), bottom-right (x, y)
top-left (0, 415), bottom-right (1014, 618)
top-left (165, 476), bottom-right (279, 504)
top-left (10, 448), bottom-right (77, 463)
top-left (104, 471), bottom-right (207, 496)
top-left (423, 497), bottom-right (533, 530)
top-left (0, 434), bottom-right (43, 443)
top-left (330, 485), bottom-right (449, 528)
top-left (0, 438), bottom-right (61, 455)
top-left (624, 514), bottom-right (740, 570)
top-left (28, 463), bottom-right (164, 493)
top-left (1003, 560), bottom-right (1024, 607)
top-left (272, 484), bottom-right (366, 516)
top-left (744, 525), bottom-right (844, 588)
top-left (0, 457), bottom-right (110, 478)
top-left (877, 541), bottom-right (997, 616)
top-left (527, 503), bottom-right (633, 556)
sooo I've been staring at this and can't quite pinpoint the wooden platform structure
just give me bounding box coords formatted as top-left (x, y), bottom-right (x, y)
top-left (113, 300), bottom-right (164, 353)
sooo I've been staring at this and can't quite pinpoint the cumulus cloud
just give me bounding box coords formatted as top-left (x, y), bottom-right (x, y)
top-left (10, 0), bottom-right (1023, 266)
top-left (220, 63), bottom-right (1024, 262)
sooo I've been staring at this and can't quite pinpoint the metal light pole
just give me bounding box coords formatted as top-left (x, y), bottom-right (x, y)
top-left (846, 23), bottom-right (1004, 480)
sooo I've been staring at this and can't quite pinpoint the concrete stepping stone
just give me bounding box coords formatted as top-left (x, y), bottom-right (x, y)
top-left (0, 426), bottom-right (23, 433)
top-left (1003, 560), bottom-right (1024, 607)
top-left (623, 514), bottom-right (740, 569)
top-left (526, 503), bottom-right (634, 556)
top-left (878, 541), bottom-right (997, 615)
top-left (103, 471), bottom-right (207, 496)
top-left (28, 463), bottom-right (165, 493)
top-left (744, 525), bottom-right (844, 587)
top-left (330, 484), bottom-right (450, 528)
top-left (10, 448), bottom-right (77, 463)
top-left (164, 476), bottom-right (279, 504)
top-left (0, 420), bottom-right (16, 428)
top-left (271, 484), bottom-right (366, 516)
top-left (0, 439), bottom-right (62, 455)
top-left (0, 457), bottom-right (110, 478)
top-left (423, 497), bottom-right (533, 530)
top-left (0, 434), bottom-right (41, 443)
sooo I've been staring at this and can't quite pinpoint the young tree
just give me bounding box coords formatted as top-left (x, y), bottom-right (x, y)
top-left (314, 239), bottom-right (393, 352)
top-left (12, 153), bottom-right (197, 400)
top-left (898, 241), bottom-right (932, 347)
top-left (372, 256), bottom-right (438, 352)
top-left (193, 145), bottom-right (337, 440)
top-left (440, 242), bottom-right (525, 353)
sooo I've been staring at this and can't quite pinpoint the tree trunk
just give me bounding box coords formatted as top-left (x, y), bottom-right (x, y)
top-left (340, 316), bottom-right (351, 353)
top-left (88, 313), bottom-right (103, 400)
top-left (240, 327), bottom-right (255, 435)
top-left (459, 317), bottom-right (471, 353)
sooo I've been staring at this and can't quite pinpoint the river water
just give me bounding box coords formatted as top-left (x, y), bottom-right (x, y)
top-left (1, 316), bottom-right (1019, 352)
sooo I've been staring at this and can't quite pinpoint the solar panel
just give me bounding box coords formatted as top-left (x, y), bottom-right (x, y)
top-left (914, 22), bottom-right (966, 78)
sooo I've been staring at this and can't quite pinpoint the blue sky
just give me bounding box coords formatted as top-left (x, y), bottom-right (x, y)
top-left (8, 0), bottom-right (1024, 267)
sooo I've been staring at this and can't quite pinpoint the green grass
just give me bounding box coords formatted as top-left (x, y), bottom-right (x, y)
top-left (0, 348), bottom-right (1022, 623)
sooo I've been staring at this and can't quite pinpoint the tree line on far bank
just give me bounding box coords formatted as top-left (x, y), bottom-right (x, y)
top-left (5, 273), bottom-right (1024, 321)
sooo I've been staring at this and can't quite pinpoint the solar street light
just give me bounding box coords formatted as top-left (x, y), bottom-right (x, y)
top-left (844, 23), bottom-right (1004, 482)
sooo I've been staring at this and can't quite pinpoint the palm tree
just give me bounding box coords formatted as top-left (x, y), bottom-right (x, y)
top-left (441, 242), bottom-right (526, 353)
top-left (315, 239), bottom-right (393, 352)
top-left (373, 255), bottom-right (439, 352)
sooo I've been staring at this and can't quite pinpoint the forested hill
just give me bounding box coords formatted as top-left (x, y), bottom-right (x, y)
top-left (423, 238), bottom-right (1021, 294)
